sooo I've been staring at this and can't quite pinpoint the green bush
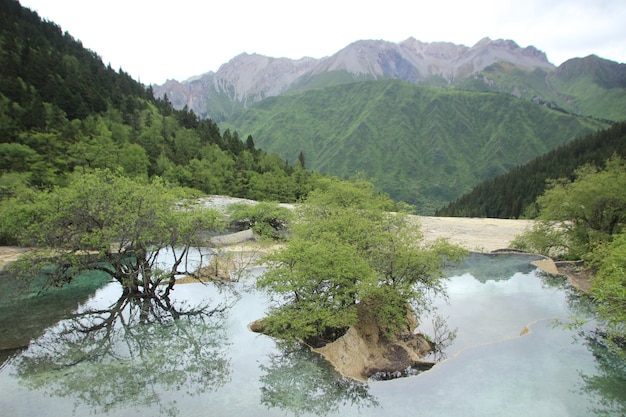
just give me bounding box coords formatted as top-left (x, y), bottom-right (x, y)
top-left (227, 202), bottom-right (293, 240)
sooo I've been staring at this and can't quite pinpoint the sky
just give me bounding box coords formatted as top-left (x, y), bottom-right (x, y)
top-left (19, 0), bottom-right (626, 86)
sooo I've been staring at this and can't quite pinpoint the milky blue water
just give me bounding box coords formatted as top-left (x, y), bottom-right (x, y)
top-left (0, 253), bottom-right (624, 416)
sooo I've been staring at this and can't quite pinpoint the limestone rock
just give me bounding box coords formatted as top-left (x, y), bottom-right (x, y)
top-left (314, 303), bottom-right (435, 381)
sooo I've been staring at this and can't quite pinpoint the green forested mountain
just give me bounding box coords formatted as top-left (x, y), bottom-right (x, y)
top-left (0, 0), bottom-right (319, 202)
top-left (293, 56), bottom-right (626, 124)
top-left (545, 56), bottom-right (626, 121)
top-left (457, 56), bottom-right (626, 122)
top-left (156, 39), bottom-right (626, 124)
top-left (222, 79), bottom-right (608, 213)
top-left (436, 121), bottom-right (626, 218)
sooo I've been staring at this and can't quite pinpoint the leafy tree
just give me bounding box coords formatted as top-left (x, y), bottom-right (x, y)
top-left (513, 156), bottom-right (626, 259)
top-left (118, 142), bottom-right (150, 178)
top-left (227, 201), bottom-right (293, 240)
top-left (245, 134), bottom-right (256, 152)
top-left (257, 178), bottom-right (466, 344)
top-left (1, 170), bottom-right (222, 297)
top-left (0, 142), bottom-right (41, 172)
top-left (247, 169), bottom-right (293, 202)
top-left (512, 156), bottom-right (626, 349)
top-left (68, 131), bottom-right (118, 173)
top-left (169, 128), bottom-right (201, 166)
top-left (0, 171), bottom-right (30, 200)
top-left (154, 151), bottom-right (174, 176)
top-left (511, 220), bottom-right (570, 259)
top-left (588, 233), bottom-right (626, 350)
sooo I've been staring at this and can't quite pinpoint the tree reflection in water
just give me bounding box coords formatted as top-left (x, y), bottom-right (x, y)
top-left (540, 272), bottom-right (626, 414)
top-left (13, 288), bottom-right (236, 416)
top-left (577, 331), bottom-right (626, 415)
top-left (259, 342), bottom-right (379, 416)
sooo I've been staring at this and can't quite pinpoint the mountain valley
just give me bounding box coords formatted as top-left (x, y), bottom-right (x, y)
top-left (153, 37), bottom-right (625, 213)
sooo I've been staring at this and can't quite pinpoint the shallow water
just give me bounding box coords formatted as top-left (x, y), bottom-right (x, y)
top-left (0, 254), bottom-right (624, 416)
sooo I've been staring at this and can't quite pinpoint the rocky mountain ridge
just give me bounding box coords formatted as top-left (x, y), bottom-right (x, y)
top-left (316, 37), bottom-right (552, 80)
top-left (153, 37), bottom-right (555, 119)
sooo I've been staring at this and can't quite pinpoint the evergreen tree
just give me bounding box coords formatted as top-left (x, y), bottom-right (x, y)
top-left (297, 151), bottom-right (306, 169)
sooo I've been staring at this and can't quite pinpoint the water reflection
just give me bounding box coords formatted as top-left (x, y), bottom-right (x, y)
top-left (444, 252), bottom-right (542, 283)
top-left (539, 270), bottom-right (600, 319)
top-left (259, 342), bottom-right (379, 416)
top-left (577, 331), bottom-right (626, 416)
top-left (12, 285), bottom-right (236, 416)
top-left (1, 254), bottom-right (625, 416)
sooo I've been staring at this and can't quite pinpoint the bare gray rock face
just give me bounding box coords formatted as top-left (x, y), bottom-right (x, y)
top-left (153, 37), bottom-right (554, 119)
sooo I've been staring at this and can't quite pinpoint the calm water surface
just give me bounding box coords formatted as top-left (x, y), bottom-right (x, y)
top-left (0, 253), bottom-right (624, 416)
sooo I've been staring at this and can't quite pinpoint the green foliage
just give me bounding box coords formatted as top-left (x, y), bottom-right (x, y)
top-left (457, 57), bottom-right (626, 122)
top-left (0, 142), bottom-right (41, 172)
top-left (257, 178), bottom-right (466, 343)
top-left (1, 170), bottom-right (223, 296)
top-left (546, 56), bottom-right (626, 122)
top-left (512, 156), bottom-right (626, 259)
top-left (438, 121), bottom-right (626, 218)
top-left (510, 221), bottom-right (571, 259)
top-left (259, 235), bottom-right (371, 342)
top-left (511, 156), bottom-right (626, 349)
top-left (588, 233), bottom-right (626, 351)
top-left (222, 79), bottom-right (607, 213)
top-left (0, 171), bottom-right (30, 201)
top-left (0, 1), bottom-right (321, 205)
top-left (227, 201), bottom-right (293, 240)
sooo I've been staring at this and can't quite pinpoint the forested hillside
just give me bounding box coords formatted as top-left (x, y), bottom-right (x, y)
top-left (223, 79), bottom-right (608, 213)
top-left (436, 121), bottom-right (626, 218)
top-left (456, 56), bottom-right (626, 122)
top-left (0, 0), bottom-right (318, 202)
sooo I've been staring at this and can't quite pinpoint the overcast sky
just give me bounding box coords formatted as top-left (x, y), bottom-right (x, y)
top-left (19, 0), bottom-right (626, 85)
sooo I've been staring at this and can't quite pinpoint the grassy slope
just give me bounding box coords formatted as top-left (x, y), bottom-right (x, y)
top-left (462, 58), bottom-right (626, 122)
top-left (547, 74), bottom-right (626, 122)
top-left (223, 79), bottom-right (607, 213)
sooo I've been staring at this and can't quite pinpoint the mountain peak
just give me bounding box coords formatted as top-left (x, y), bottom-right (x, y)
top-left (153, 36), bottom-right (556, 118)
top-left (478, 37), bottom-right (519, 49)
top-left (555, 54), bottom-right (626, 89)
top-left (473, 36), bottom-right (493, 47)
top-left (463, 37), bottom-right (552, 71)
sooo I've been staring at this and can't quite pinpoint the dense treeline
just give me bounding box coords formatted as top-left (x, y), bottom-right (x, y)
top-left (436, 121), bottom-right (626, 218)
top-left (0, 0), bottom-right (319, 203)
top-left (0, 0), bottom-right (148, 125)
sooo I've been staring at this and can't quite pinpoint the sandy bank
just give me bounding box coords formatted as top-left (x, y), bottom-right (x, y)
top-left (0, 216), bottom-right (534, 270)
top-left (415, 216), bottom-right (534, 252)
